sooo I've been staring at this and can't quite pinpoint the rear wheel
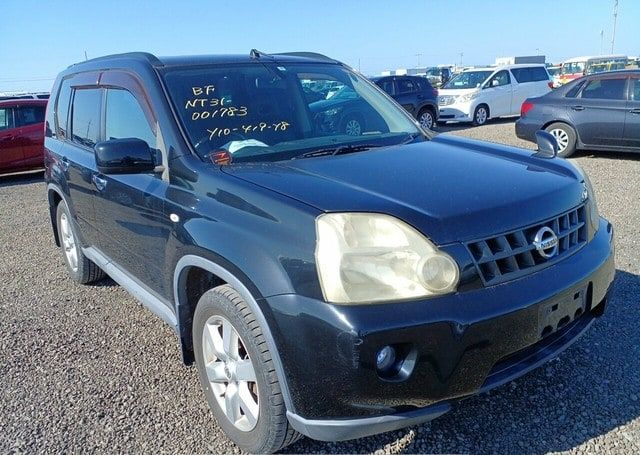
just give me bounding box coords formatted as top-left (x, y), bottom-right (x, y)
top-left (56, 201), bottom-right (105, 284)
top-left (472, 104), bottom-right (489, 126)
top-left (193, 285), bottom-right (301, 453)
top-left (545, 122), bottom-right (577, 157)
top-left (417, 108), bottom-right (435, 129)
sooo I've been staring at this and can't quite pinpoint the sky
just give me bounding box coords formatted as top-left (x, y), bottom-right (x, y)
top-left (1, 0), bottom-right (638, 93)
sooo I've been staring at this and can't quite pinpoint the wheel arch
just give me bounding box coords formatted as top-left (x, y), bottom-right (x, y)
top-left (47, 183), bottom-right (67, 247)
top-left (173, 254), bottom-right (296, 413)
top-left (541, 119), bottom-right (581, 145)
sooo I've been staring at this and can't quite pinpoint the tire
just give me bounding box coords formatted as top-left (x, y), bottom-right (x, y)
top-left (544, 122), bottom-right (577, 158)
top-left (56, 201), bottom-right (105, 284)
top-left (341, 114), bottom-right (363, 136)
top-left (472, 104), bottom-right (489, 126)
top-left (417, 108), bottom-right (435, 129)
top-left (193, 285), bottom-right (301, 453)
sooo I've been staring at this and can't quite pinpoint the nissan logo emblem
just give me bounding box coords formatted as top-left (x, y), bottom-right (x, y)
top-left (533, 226), bottom-right (559, 259)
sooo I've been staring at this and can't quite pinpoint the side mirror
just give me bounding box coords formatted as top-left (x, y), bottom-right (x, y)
top-left (94, 138), bottom-right (155, 174)
top-left (534, 130), bottom-right (558, 158)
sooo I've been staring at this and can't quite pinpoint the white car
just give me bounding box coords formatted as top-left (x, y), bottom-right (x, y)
top-left (437, 64), bottom-right (552, 126)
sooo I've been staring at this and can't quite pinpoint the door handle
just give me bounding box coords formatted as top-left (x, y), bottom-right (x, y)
top-left (92, 174), bottom-right (107, 191)
top-left (571, 105), bottom-right (585, 111)
top-left (630, 108), bottom-right (640, 114)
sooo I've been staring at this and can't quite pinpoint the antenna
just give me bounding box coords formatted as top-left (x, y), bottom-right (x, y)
top-left (611, 0), bottom-right (618, 53)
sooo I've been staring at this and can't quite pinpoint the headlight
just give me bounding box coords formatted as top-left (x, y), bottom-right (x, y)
top-left (456, 91), bottom-right (479, 103)
top-left (573, 163), bottom-right (599, 233)
top-left (315, 213), bottom-right (459, 304)
top-left (583, 173), bottom-right (600, 232)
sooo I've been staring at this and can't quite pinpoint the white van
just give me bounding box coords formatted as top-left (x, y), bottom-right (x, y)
top-left (437, 64), bottom-right (552, 125)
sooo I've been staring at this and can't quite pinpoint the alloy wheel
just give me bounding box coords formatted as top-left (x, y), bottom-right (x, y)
top-left (345, 119), bottom-right (362, 136)
top-left (202, 315), bottom-right (259, 432)
top-left (419, 111), bottom-right (434, 129)
top-left (59, 212), bottom-right (78, 272)
top-left (549, 128), bottom-right (569, 152)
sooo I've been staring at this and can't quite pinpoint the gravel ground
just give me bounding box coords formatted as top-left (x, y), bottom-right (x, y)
top-left (1, 119), bottom-right (639, 454)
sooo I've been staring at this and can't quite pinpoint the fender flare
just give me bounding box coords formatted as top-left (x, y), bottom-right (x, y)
top-left (173, 254), bottom-right (295, 414)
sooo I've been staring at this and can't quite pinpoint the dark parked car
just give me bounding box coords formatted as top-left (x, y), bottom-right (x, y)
top-left (308, 85), bottom-right (386, 136)
top-left (0, 99), bottom-right (47, 174)
top-left (372, 75), bottom-right (439, 129)
top-left (45, 51), bottom-right (614, 453)
top-left (516, 70), bottom-right (640, 157)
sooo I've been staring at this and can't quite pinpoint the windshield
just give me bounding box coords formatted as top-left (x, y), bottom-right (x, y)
top-left (443, 71), bottom-right (493, 89)
top-left (561, 62), bottom-right (585, 75)
top-left (162, 62), bottom-right (423, 163)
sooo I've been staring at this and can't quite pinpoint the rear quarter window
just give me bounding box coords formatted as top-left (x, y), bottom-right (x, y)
top-left (17, 105), bottom-right (45, 126)
top-left (56, 79), bottom-right (72, 139)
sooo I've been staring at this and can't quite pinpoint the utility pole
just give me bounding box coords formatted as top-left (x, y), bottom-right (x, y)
top-left (415, 53), bottom-right (422, 68)
top-left (600, 30), bottom-right (604, 54)
top-left (84, 50), bottom-right (88, 61)
top-left (459, 52), bottom-right (464, 68)
top-left (611, 0), bottom-right (618, 54)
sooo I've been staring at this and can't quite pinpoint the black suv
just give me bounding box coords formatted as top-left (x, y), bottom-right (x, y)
top-left (45, 51), bottom-right (614, 454)
top-left (371, 75), bottom-right (439, 129)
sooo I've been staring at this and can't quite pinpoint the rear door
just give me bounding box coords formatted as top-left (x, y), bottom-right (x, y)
top-left (623, 76), bottom-right (640, 148)
top-left (0, 106), bottom-right (23, 171)
top-left (16, 103), bottom-right (46, 168)
top-left (394, 77), bottom-right (419, 115)
top-left (91, 75), bottom-right (171, 296)
top-left (570, 75), bottom-right (628, 147)
top-left (59, 75), bottom-right (102, 246)
top-left (483, 70), bottom-right (512, 117)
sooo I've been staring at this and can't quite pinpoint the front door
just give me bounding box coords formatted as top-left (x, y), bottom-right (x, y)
top-left (570, 76), bottom-right (628, 147)
top-left (483, 70), bottom-right (512, 117)
top-left (91, 86), bottom-right (171, 296)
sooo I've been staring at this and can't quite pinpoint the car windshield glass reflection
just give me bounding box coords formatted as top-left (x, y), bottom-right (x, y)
top-left (162, 63), bottom-right (423, 163)
top-left (443, 71), bottom-right (493, 89)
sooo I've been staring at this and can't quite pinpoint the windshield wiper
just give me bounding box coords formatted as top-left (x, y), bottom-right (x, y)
top-left (293, 144), bottom-right (382, 160)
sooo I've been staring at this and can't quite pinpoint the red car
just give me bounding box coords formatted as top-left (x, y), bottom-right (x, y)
top-left (0, 99), bottom-right (47, 174)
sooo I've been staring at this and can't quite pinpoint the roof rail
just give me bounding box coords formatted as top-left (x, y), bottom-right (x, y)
top-left (273, 52), bottom-right (339, 64)
top-left (69, 51), bottom-right (163, 68)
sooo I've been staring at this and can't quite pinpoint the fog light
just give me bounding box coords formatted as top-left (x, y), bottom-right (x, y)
top-left (376, 346), bottom-right (396, 372)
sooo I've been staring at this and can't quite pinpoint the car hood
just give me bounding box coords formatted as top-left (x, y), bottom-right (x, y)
top-left (438, 88), bottom-right (479, 97)
top-left (221, 135), bottom-right (585, 244)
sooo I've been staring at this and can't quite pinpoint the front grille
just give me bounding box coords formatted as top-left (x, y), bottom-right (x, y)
top-left (466, 204), bottom-right (588, 286)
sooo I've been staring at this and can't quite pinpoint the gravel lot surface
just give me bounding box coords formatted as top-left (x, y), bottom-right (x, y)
top-left (1, 119), bottom-right (638, 454)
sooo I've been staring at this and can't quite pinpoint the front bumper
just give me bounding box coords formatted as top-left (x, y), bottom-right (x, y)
top-left (265, 218), bottom-right (614, 441)
top-left (438, 101), bottom-right (474, 122)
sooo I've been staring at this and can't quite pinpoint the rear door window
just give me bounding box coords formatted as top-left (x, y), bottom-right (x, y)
top-left (581, 78), bottom-right (627, 100)
top-left (375, 79), bottom-right (394, 95)
top-left (105, 89), bottom-right (156, 150)
top-left (16, 105), bottom-right (46, 126)
top-left (397, 78), bottom-right (417, 94)
top-left (0, 108), bottom-right (14, 130)
top-left (71, 88), bottom-right (102, 148)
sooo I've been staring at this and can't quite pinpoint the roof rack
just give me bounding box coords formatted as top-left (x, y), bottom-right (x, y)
top-left (69, 51), bottom-right (163, 68)
top-left (273, 51), bottom-right (338, 63)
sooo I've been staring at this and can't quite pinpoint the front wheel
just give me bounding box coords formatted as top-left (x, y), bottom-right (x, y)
top-left (342, 115), bottom-right (363, 136)
top-left (472, 104), bottom-right (489, 126)
top-left (193, 285), bottom-right (301, 453)
top-left (545, 122), bottom-right (577, 158)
